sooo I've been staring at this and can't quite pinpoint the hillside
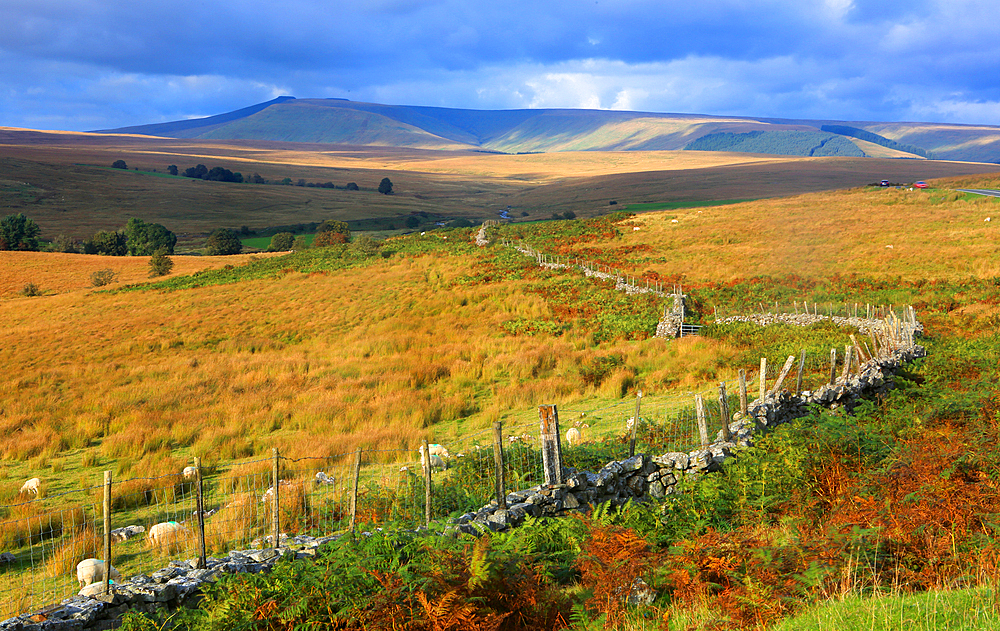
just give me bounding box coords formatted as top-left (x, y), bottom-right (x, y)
top-left (100, 97), bottom-right (1000, 163)
top-left (3, 178), bottom-right (1000, 628)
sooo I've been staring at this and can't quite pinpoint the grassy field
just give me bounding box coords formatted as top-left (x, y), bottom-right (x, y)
top-left (3, 133), bottom-right (1000, 628)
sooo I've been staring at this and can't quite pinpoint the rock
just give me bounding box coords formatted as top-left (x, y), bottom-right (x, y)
top-left (563, 493), bottom-right (580, 509)
top-left (626, 577), bottom-right (658, 606)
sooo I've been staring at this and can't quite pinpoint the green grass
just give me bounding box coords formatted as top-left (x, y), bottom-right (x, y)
top-left (240, 233), bottom-right (316, 250)
top-left (775, 588), bottom-right (1000, 631)
top-left (624, 199), bottom-right (756, 212)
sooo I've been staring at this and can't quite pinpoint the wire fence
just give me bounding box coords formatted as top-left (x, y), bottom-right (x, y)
top-left (0, 312), bottom-right (916, 619)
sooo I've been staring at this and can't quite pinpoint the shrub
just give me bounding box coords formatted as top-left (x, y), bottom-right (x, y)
top-left (204, 228), bottom-right (243, 255)
top-left (91, 269), bottom-right (117, 287)
top-left (268, 232), bottom-right (294, 251)
top-left (313, 231), bottom-right (348, 247)
top-left (111, 160), bottom-right (127, 169)
top-left (20, 282), bottom-right (41, 297)
top-left (148, 249), bottom-right (173, 277)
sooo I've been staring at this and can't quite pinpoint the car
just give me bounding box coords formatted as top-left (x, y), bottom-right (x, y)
top-left (880, 180), bottom-right (890, 187)
top-left (914, 181), bottom-right (928, 188)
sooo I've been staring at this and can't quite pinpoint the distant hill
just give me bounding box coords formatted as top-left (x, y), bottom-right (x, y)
top-left (99, 98), bottom-right (1000, 163)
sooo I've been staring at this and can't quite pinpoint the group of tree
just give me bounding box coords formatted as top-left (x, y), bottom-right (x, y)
top-left (205, 228), bottom-right (243, 255)
top-left (0, 213), bottom-right (41, 250)
top-left (76, 218), bottom-right (176, 256)
top-left (182, 164), bottom-right (244, 183)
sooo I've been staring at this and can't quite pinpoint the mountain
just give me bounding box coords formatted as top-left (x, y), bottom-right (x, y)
top-left (99, 98), bottom-right (1000, 163)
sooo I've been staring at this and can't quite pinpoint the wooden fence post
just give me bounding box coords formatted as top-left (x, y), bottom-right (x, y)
top-left (738, 369), bottom-right (748, 414)
top-left (770, 355), bottom-right (796, 395)
top-left (538, 405), bottom-right (563, 485)
top-left (422, 440), bottom-right (433, 526)
top-left (695, 395), bottom-right (708, 447)
top-left (795, 350), bottom-right (806, 395)
top-left (829, 348), bottom-right (837, 384)
top-left (271, 448), bottom-right (280, 548)
top-left (758, 357), bottom-right (767, 400)
top-left (195, 457), bottom-right (207, 569)
top-left (628, 390), bottom-right (643, 457)
top-left (492, 421), bottom-right (506, 509)
top-left (718, 382), bottom-right (732, 442)
top-left (840, 345), bottom-right (853, 382)
top-left (350, 448), bottom-right (362, 533)
top-left (102, 470), bottom-right (112, 596)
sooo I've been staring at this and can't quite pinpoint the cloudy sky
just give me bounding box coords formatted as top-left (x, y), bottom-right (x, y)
top-left (2, 0), bottom-right (999, 131)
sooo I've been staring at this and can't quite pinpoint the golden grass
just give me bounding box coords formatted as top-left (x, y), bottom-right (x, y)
top-left (0, 251), bottom-right (281, 298)
top-left (605, 179), bottom-right (1000, 282)
top-left (43, 527), bottom-right (100, 580)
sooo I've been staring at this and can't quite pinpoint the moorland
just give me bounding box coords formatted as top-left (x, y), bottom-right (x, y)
top-left (2, 125), bottom-right (1000, 629)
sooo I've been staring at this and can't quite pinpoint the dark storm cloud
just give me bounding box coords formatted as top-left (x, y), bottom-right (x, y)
top-left (0, 0), bottom-right (998, 130)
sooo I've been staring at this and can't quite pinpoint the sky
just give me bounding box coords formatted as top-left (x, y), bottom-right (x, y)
top-left (1, 0), bottom-right (999, 131)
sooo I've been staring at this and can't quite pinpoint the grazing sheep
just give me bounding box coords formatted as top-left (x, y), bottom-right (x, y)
top-left (565, 427), bottom-right (582, 447)
top-left (79, 582), bottom-right (114, 598)
top-left (110, 525), bottom-right (145, 543)
top-left (314, 471), bottom-right (336, 485)
top-left (20, 478), bottom-right (41, 495)
top-left (182, 466), bottom-right (197, 480)
top-left (419, 445), bottom-right (447, 472)
top-left (427, 443), bottom-right (450, 458)
top-left (76, 558), bottom-right (121, 588)
top-left (147, 521), bottom-right (188, 547)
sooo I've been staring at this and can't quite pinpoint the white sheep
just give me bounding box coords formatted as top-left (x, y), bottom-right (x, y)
top-left (314, 471), bottom-right (335, 485)
top-left (419, 445), bottom-right (447, 472)
top-left (76, 558), bottom-right (121, 588)
top-left (182, 466), bottom-right (197, 480)
top-left (20, 477), bottom-right (40, 495)
top-left (427, 444), bottom-right (450, 458)
top-left (147, 521), bottom-right (188, 547)
top-left (565, 427), bottom-right (582, 447)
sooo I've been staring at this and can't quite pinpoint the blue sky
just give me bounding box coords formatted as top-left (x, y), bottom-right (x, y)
top-left (1, 0), bottom-right (999, 131)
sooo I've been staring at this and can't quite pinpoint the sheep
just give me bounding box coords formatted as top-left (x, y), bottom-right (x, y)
top-left (182, 466), bottom-right (198, 480)
top-left (427, 444), bottom-right (450, 459)
top-left (79, 582), bottom-right (113, 598)
top-left (147, 521), bottom-right (188, 547)
top-left (76, 558), bottom-right (121, 588)
top-left (19, 477), bottom-right (40, 495)
top-left (565, 427), bottom-right (582, 447)
top-left (314, 471), bottom-right (336, 485)
top-left (419, 445), bottom-right (447, 472)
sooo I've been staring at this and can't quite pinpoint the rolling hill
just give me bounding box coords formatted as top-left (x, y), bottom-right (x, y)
top-left (100, 97), bottom-right (1000, 163)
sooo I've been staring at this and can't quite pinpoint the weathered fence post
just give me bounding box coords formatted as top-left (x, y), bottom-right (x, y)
top-left (738, 369), bottom-right (748, 414)
top-left (759, 357), bottom-right (767, 400)
top-left (195, 457), bottom-right (207, 570)
top-left (422, 440), bottom-right (433, 526)
top-left (829, 348), bottom-right (837, 384)
top-left (840, 345), bottom-right (853, 382)
top-left (695, 394), bottom-right (708, 447)
top-left (538, 405), bottom-right (563, 485)
top-left (628, 390), bottom-right (643, 457)
top-left (271, 448), bottom-right (280, 548)
top-left (770, 355), bottom-right (796, 395)
top-left (350, 448), bottom-right (362, 533)
top-left (102, 470), bottom-right (112, 596)
top-left (492, 421), bottom-right (506, 509)
top-left (795, 350), bottom-right (806, 395)
top-left (718, 382), bottom-right (732, 442)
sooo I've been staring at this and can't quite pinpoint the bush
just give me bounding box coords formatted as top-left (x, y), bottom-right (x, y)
top-left (91, 269), bottom-right (117, 287)
top-left (20, 282), bottom-right (42, 297)
top-left (148, 249), bottom-right (173, 277)
top-left (268, 232), bottom-right (295, 251)
top-left (204, 228), bottom-right (243, 255)
top-left (112, 160), bottom-right (127, 169)
top-left (345, 182), bottom-right (359, 191)
top-left (313, 231), bottom-right (348, 247)
top-left (349, 235), bottom-right (381, 258)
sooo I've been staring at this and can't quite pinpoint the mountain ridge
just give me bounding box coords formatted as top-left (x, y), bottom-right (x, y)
top-left (97, 98), bottom-right (1000, 163)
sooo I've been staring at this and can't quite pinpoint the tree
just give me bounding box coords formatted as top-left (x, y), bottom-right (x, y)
top-left (204, 167), bottom-right (242, 183)
top-left (317, 220), bottom-right (350, 237)
top-left (0, 213), bottom-right (41, 251)
top-left (345, 182), bottom-right (359, 191)
top-left (52, 234), bottom-right (78, 253)
top-left (167, 165), bottom-right (178, 176)
top-left (292, 235), bottom-right (309, 250)
top-left (268, 232), bottom-right (295, 251)
top-left (125, 218), bottom-right (176, 256)
top-left (112, 160), bottom-right (128, 169)
top-left (378, 178), bottom-right (393, 195)
top-left (350, 234), bottom-right (381, 258)
top-left (183, 164), bottom-right (208, 179)
top-left (148, 248), bottom-right (173, 277)
top-left (88, 230), bottom-right (127, 256)
top-left (204, 228), bottom-right (243, 255)
top-left (313, 231), bottom-right (348, 247)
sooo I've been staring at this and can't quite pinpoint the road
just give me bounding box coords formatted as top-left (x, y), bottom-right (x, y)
top-left (958, 189), bottom-right (1000, 197)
